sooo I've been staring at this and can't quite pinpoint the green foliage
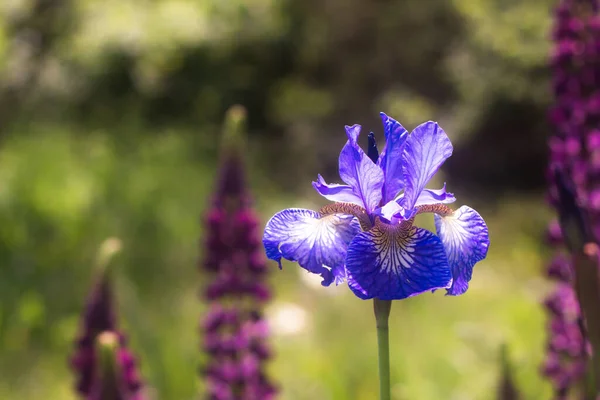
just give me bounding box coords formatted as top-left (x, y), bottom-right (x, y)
top-left (449, 0), bottom-right (554, 142)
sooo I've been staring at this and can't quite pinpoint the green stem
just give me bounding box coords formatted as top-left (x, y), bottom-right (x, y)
top-left (573, 243), bottom-right (600, 397)
top-left (374, 299), bottom-right (392, 400)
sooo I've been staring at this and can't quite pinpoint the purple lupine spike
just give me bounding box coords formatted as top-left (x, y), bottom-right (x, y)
top-left (71, 266), bottom-right (117, 396)
top-left (542, 282), bottom-right (588, 398)
top-left (71, 263), bottom-right (144, 399)
top-left (544, 0), bottom-right (600, 396)
top-left (200, 105), bottom-right (277, 399)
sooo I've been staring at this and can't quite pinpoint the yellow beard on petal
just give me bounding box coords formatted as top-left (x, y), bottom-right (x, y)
top-left (319, 202), bottom-right (372, 231)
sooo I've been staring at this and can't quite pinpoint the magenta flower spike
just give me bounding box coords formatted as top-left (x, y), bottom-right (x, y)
top-left (70, 255), bottom-right (144, 399)
top-left (541, 255), bottom-right (588, 398)
top-left (545, 0), bottom-right (600, 397)
top-left (200, 105), bottom-right (277, 400)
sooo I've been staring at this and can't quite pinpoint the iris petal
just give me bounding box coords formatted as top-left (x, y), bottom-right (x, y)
top-left (338, 124), bottom-right (384, 213)
top-left (312, 174), bottom-right (364, 206)
top-left (415, 184), bottom-right (456, 207)
top-left (263, 208), bottom-right (361, 286)
top-left (434, 205), bottom-right (489, 295)
top-left (345, 222), bottom-right (452, 300)
top-left (331, 264), bottom-right (347, 286)
top-left (378, 113), bottom-right (409, 203)
top-left (401, 122), bottom-right (453, 212)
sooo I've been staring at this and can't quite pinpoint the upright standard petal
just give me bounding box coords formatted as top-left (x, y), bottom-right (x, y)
top-left (378, 113), bottom-right (409, 203)
top-left (338, 125), bottom-right (384, 213)
top-left (312, 174), bottom-right (365, 206)
top-left (434, 205), bottom-right (489, 296)
top-left (414, 184), bottom-right (456, 207)
top-left (401, 122), bottom-right (453, 213)
top-left (263, 208), bottom-right (361, 286)
top-left (345, 221), bottom-right (452, 300)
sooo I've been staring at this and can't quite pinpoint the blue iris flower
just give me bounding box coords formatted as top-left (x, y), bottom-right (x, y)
top-left (263, 113), bottom-right (490, 300)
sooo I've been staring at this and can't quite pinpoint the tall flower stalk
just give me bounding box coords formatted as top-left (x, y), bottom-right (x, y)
top-left (70, 239), bottom-right (144, 399)
top-left (262, 113), bottom-right (490, 399)
top-left (373, 299), bottom-right (392, 400)
top-left (546, 0), bottom-right (600, 396)
top-left (200, 106), bottom-right (277, 400)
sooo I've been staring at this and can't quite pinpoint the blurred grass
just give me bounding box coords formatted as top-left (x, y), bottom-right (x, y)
top-left (0, 125), bottom-right (553, 399)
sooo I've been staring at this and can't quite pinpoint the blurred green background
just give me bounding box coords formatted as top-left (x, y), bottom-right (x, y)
top-left (0, 0), bottom-right (557, 398)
